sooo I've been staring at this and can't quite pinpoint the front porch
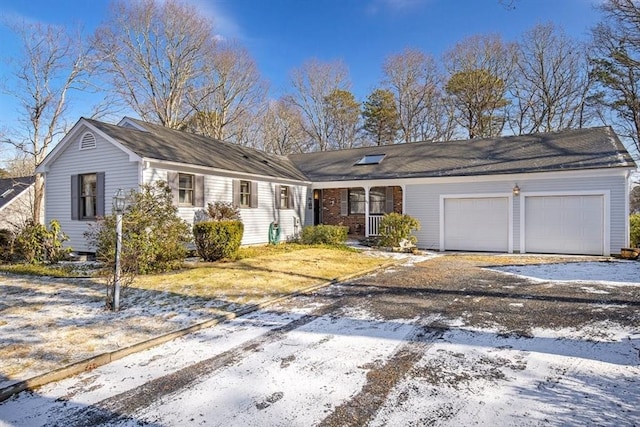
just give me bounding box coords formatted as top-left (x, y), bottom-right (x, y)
top-left (313, 186), bottom-right (404, 237)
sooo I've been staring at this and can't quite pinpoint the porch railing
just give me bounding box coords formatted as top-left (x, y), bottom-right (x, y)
top-left (368, 214), bottom-right (384, 236)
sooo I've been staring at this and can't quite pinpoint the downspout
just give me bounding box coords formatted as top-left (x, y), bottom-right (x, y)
top-left (401, 184), bottom-right (406, 214)
top-left (364, 186), bottom-right (370, 236)
top-left (625, 169), bottom-right (632, 247)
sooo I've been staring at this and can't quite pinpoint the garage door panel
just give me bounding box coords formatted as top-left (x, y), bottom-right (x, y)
top-left (525, 195), bottom-right (603, 255)
top-left (444, 197), bottom-right (508, 252)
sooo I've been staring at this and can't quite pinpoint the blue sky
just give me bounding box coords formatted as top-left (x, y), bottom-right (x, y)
top-left (0, 0), bottom-right (602, 149)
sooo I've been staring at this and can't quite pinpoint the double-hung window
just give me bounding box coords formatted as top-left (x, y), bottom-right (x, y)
top-left (279, 185), bottom-right (290, 209)
top-left (369, 187), bottom-right (387, 214)
top-left (240, 180), bottom-right (251, 208)
top-left (348, 188), bottom-right (365, 214)
top-left (80, 173), bottom-right (97, 219)
top-left (178, 173), bottom-right (194, 206)
top-left (71, 172), bottom-right (104, 220)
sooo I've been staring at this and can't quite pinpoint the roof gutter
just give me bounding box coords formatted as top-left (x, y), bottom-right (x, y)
top-left (143, 158), bottom-right (312, 186)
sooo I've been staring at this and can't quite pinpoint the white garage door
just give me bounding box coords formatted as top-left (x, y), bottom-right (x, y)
top-left (524, 195), bottom-right (604, 255)
top-left (444, 197), bottom-right (509, 252)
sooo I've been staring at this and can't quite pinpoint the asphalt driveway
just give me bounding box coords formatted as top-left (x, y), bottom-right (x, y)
top-left (1, 254), bottom-right (638, 426)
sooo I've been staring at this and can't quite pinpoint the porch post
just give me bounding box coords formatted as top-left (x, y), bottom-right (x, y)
top-left (401, 184), bottom-right (406, 214)
top-left (364, 186), bottom-right (370, 236)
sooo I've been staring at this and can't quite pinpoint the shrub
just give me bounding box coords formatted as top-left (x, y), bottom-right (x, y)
top-left (300, 225), bottom-right (348, 245)
top-left (205, 201), bottom-right (241, 221)
top-left (378, 213), bottom-right (421, 249)
top-left (630, 213), bottom-right (640, 248)
top-left (0, 229), bottom-right (15, 262)
top-left (193, 220), bottom-right (244, 261)
top-left (14, 220), bottom-right (71, 264)
top-left (85, 181), bottom-right (192, 277)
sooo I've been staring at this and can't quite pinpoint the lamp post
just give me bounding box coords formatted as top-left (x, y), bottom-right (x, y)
top-left (113, 189), bottom-right (126, 311)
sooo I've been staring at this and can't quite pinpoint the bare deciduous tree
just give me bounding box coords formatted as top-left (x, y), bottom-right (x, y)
top-left (590, 0), bottom-right (640, 157)
top-left (444, 34), bottom-right (516, 139)
top-left (260, 98), bottom-right (308, 155)
top-left (287, 59), bottom-right (351, 151)
top-left (186, 41), bottom-right (267, 143)
top-left (1, 20), bottom-right (93, 223)
top-left (383, 49), bottom-right (441, 143)
top-left (93, 0), bottom-right (217, 129)
top-left (510, 23), bottom-right (592, 135)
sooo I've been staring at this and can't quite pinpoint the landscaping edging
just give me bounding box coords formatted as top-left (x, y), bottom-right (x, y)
top-left (0, 258), bottom-right (401, 403)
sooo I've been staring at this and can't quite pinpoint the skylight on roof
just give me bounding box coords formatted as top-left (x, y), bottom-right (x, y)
top-left (355, 154), bottom-right (386, 165)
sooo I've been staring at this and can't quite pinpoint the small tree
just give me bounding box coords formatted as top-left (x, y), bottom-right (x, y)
top-left (378, 213), bottom-right (421, 250)
top-left (85, 181), bottom-right (191, 309)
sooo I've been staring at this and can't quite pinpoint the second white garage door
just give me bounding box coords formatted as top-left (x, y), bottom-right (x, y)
top-left (524, 195), bottom-right (604, 255)
top-left (443, 197), bottom-right (509, 252)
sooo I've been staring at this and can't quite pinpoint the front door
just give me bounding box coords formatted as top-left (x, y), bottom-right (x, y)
top-left (313, 189), bottom-right (322, 225)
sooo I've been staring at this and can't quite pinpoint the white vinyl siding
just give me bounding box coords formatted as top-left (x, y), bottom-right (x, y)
top-left (143, 165), bottom-right (308, 245)
top-left (404, 172), bottom-right (627, 255)
top-left (44, 129), bottom-right (139, 252)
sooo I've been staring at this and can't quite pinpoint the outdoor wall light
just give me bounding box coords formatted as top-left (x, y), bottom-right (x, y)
top-left (513, 184), bottom-right (520, 196)
top-left (113, 188), bottom-right (126, 213)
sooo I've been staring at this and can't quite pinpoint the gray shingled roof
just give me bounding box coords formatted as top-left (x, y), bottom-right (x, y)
top-left (84, 118), bottom-right (309, 182)
top-left (288, 127), bottom-right (637, 182)
top-left (0, 176), bottom-right (34, 210)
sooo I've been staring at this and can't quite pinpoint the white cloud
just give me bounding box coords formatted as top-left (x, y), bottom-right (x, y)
top-left (183, 0), bottom-right (244, 40)
top-left (366, 0), bottom-right (430, 15)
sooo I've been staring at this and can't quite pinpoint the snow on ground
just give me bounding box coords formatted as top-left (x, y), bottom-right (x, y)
top-left (0, 258), bottom-right (638, 426)
top-left (370, 327), bottom-right (640, 426)
top-left (489, 260), bottom-right (640, 284)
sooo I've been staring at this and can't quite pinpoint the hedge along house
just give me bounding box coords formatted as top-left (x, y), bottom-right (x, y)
top-left (38, 117), bottom-right (636, 256)
top-left (289, 127), bottom-right (637, 256)
top-left (37, 117), bottom-right (310, 253)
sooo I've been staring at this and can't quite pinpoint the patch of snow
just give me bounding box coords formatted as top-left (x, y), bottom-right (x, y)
top-left (489, 261), bottom-right (640, 285)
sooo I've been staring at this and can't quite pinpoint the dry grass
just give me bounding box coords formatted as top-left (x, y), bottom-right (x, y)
top-left (0, 245), bottom-right (389, 386)
top-left (135, 247), bottom-right (385, 303)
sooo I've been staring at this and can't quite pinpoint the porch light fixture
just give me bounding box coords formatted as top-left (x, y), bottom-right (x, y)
top-left (112, 189), bottom-right (126, 311)
top-left (513, 184), bottom-right (520, 196)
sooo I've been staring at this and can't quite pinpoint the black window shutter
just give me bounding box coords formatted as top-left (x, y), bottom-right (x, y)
top-left (96, 172), bottom-right (105, 216)
top-left (386, 187), bottom-right (394, 213)
top-left (167, 172), bottom-right (179, 206)
top-left (71, 175), bottom-right (79, 220)
top-left (275, 185), bottom-right (281, 209)
top-left (288, 186), bottom-right (294, 209)
top-left (232, 179), bottom-right (240, 206)
top-left (195, 175), bottom-right (205, 207)
top-left (250, 181), bottom-right (258, 208)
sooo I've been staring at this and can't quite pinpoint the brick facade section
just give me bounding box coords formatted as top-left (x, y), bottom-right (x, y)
top-left (319, 186), bottom-right (403, 236)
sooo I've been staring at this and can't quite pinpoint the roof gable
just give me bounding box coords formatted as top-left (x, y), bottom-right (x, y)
top-left (0, 176), bottom-right (34, 211)
top-left (37, 118), bottom-right (142, 173)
